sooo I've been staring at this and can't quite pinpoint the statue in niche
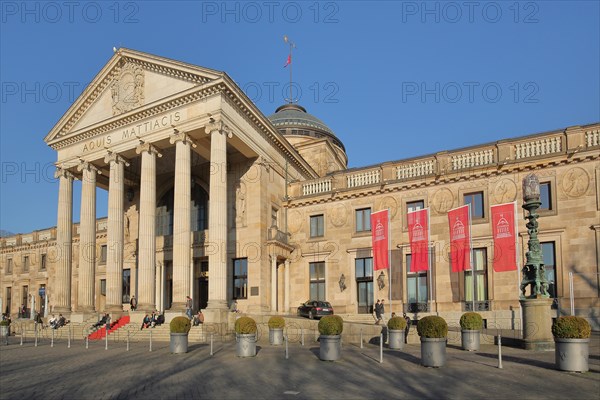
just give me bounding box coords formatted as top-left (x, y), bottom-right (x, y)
top-left (235, 183), bottom-right (247, 227)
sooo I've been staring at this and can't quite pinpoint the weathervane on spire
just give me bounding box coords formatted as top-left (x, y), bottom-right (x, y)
top-left (283, 35), bottom-right (297, 104)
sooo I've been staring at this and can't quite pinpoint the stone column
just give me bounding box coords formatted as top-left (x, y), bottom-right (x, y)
top-left (54, 167), bottom-right (74, 313)
top-left (136, 143), bottom-right (162, 311)
top-left (76, 162), bottom-right (99, 313)
top-left (205, 120), bottom-right (232, 311)
top-left (284, 259), bottom-right (290, 314)
top-left (169, 131), bottom-right (195, 310)
top-left (271, 255), bottom-right (277, 312)
top-left (104, 153), bottom-right (129, 313)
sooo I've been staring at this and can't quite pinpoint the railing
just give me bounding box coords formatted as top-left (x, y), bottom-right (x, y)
top-left (515, 136), bottom-right (562, 159)
top-left (396, 160), bottom-right (435, 180)
top-left (404, 302), bottom-right (429, 313)
top-left (451, 149), bottom-right (494, 170)
top-left (586, 129), bottom-right (600, 148)
top-left (268, 227), bottom-right (289, 244)
top-left (302, 179), bottom-right (332, 196)
top-left (463, 300), bottom-right (491, 312)
top-left (346, 169), bottom-right (381, 188)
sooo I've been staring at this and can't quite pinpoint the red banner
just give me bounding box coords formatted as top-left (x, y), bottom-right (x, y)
top-left (408, 208), bottom-right (429, 271)
top-left (448, 205), bottom-right (471, 272)
top-left (491, 202), bottom-right (518, 272)
top-left (371, 209), bottom-right (389, 270)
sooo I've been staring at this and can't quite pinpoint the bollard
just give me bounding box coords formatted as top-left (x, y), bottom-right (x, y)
top-left (127, 330), bottom-right (130, 352)
top-left (498, 334), bottom-right (503, 369)
top-left (105, 329), bottom-right (108, 350)
top-left (20, 332), bottom-right (24, 346)
top-left (301, 328), bottom-right (304, 346)
top-left (34, 323), bottom-right (38, 347)
top-left (86, 335), bottom-right (89, 349)
top-left (51, 329), bottom-right (54, 347)
top-left (149, 329), bottom-right (152, 352)
top-left (210, 334), bottom-right (214, 356)
top-left (285, 334), bottom-right (289, 360)
top-left (360, 329), bottom-right (363, 349)
top-left (68, 327), bottom-right (71, 349)
top-left (379, 333), bottom-right (383, 364)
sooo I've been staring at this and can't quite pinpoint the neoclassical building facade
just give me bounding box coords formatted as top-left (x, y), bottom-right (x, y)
top-left (1, 49), bottom-right (599, 327)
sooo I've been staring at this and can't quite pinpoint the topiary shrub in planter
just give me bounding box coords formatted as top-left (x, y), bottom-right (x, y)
top-left (318, 315), bottom-right (343, 361)
top-left (552, 316), bottom-right (591, 372)
top-left (387, 317), bottom-right (407, 350)
top-left (460, 312), bottom-right (483, 351)
top-left (417, 316), bottom-right (448, 367)
top-left (235, 316), bottom-right (257, 357)
top-left (170, 316), bottom-right (191, 354)
top-left (268, 316), bottom-right (285, 346)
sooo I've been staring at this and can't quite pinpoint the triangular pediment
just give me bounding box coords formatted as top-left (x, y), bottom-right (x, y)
top-left (45, 48), bottom-right (223, 144)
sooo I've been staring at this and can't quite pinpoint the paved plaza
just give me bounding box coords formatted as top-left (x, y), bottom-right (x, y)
top-left (0, 331), bottom-right (598, 400)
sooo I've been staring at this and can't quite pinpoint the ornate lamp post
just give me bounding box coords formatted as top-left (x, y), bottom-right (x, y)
top-left (519, 173), bottom-right (554, 350)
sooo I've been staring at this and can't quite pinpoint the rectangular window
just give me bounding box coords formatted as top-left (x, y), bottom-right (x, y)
top-left (355, 257), bottom-right (373, 314)
top-left (5, 287), bottom-right (11, 315)
top-left (465, 248), bottom-right (488, 303)
top-left (540, 182), bottom-right (552, 211)
top-left (406, 254), bottom-right (428, 312)
top-left (100, 279), bottom-right (106, 296)
top-left (100, 245), bottom-right (107, 264)
top-left (21, 285), bottom-right (28, 313)
top-left (23, 256), bottom-right (29, 272)
top-left (355, 208), bottom-right (371, 232)
top-left (271, 207), bottom-right (279, 228)
top-left (541, 242), bottom-right (557, 299)
top-left (310, 214), bottom-right (324, 238)
top-left (233, 258), bottom-right (248, 299)
top-left (464, 192), bottom-right (484, 219)
top-left (122, 269), bottom-right (131, 303)
top-left (407, 200), bottom-right (425, 213)
top-left (309, 261), bottom-right (326, 300)
top-left (40, 254), bottom-right (47, 271)
top-left (7, 258), bottom-right (13, 274)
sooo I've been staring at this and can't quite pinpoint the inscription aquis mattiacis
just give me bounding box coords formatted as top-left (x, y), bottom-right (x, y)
top-left (81, 111), bottom-right (181, 153)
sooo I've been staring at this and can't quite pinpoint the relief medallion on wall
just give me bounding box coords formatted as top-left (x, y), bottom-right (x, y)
top-left (111, 63), bottom-right (145, 116)
top-left (329, 203), bottom-right (349, 228)
top-left (494, 178), bottom-right (518, 204)
top-left (378, 196), bottom-right (398, 218)
top-left (288, 210), bottom-right (303, 234)
top-left (561, 167), bottom-right (590, 198)
top-left (431, 188), bottom-right (454, 214)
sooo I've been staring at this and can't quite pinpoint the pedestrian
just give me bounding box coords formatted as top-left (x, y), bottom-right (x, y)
top-left (105, 313), bottom-right (111, 334)
top-left (185, 296), bottom-right (193, 319)
top-left (374, 299), bottom-right (382, 324)
top-left (380, 300), bottom-right (386, 323)
top-left (403, 313), bottom-right (411, 343)
top-left (130, 295), bottom-right (137, 311)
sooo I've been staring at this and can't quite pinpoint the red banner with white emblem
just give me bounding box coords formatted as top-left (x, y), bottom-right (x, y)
top-left (408, 208), bottom-right (429, 271)
top-left (371, 209), bottom-right (389, 271)
top-left (491, 202), bottom-right (518, 272)
top-left (448, 205), bottom-right (471, 272)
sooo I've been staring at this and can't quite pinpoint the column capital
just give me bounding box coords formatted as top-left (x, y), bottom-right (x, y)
top-left (54, 166), bottom-right (75, 180)
top-left (205, 119), bottom-right (233, 138)
top-left (135, 142), bottom-right (163, 157)
top-left (104, 151), bottom-right (131, 167)
top-left (170, 129), bottom-right (198, 148)
top-left (77, 161), bottom-right (101, 174)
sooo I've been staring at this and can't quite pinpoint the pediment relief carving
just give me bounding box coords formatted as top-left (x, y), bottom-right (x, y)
top-left (111, 62), bottom-right (145, 116)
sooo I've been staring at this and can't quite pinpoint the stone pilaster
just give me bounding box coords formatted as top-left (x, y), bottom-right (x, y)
top-left (104, 152), bottom-right (129, 314)
top-left (205, 119), bottom-right (232, 311)
top-left (54, 167), bottom-right (74, 313)
top-left (284, 259), bottom-right (290, 314)
top-left (169, 130), bottom-right (196, 310)
top-left (136, 143), bottom-right (162, 311)
top-left (76, 162), bottom-right (99, 313)
top-left (271, 255), bottom-right (277, 312)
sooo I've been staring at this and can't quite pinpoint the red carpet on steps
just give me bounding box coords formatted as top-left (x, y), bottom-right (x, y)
top-left (87, 316), bottom-right (130, 340)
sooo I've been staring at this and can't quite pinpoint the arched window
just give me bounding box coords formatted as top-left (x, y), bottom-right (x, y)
top-left (156, 183), bottom-right (208, 236)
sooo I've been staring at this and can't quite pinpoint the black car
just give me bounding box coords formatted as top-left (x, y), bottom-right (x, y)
top-left (297, 300), bottom-right (334, 319)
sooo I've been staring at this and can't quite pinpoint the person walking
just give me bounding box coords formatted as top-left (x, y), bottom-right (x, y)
top-left (374, 299), bottom-right (382, 325)
top-left (403, 313), bottom-right (411, 343)
top-left (185, 296), bottom-right (193, 319)
top-left (380, 300), bottom-right (386, 324)
top-left (130, 296), bottom-right (137, 311)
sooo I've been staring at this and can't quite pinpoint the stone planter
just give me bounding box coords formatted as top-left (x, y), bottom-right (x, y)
top-left (236, 333), bottom-right (257, 357)
top-left (170, 333), bottom-right (189, 354)
top-left (269, 328), bottom-right (284, 346)
top-left (555, 338), bottom-right (589, 372)
top-left (420, 337), bottom-right (446, 367)
top-left (388, 329), bottom-right (405, 350)
top-left (0, 325), bottom-right (9, 338)
top-left (319, 335), bottom-right (341, 361)
top-left (461, 330), bottom-right (480, 351)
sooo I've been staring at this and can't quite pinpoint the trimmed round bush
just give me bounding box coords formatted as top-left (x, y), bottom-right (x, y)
top-left (417, 316), bottom-right (448, 338)
top-left (387, 316), bottom-right (407, 330)
top-left (460, 312), bottom-right (483, 330)
top-left (268, 316), bottom-right (285, 329)
top-left (552, 316), bottom-right (591, 339)
top-left (235, 316), bottom-right (257, 334)
top-left (318, 315), bottom-right (344, 335)
top-left (170, 316), bottom-right (191, 334)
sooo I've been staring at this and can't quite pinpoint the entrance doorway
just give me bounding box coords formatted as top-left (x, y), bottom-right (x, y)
top-left (165, 261), bottom-right (173, 309)
top-left (194, 259), bottom-right (208, 310)
top-left (356, 257), bottom-right (374, 314)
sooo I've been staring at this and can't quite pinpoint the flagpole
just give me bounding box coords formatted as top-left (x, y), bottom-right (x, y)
top-left (469, 203), bottom-right (475, 312)
top-left (427, 208), bottom-right (433, 314)
top-left (388, 208), bottom-right (392, 320)
top-left (514, 200), bottom-right (523, 331)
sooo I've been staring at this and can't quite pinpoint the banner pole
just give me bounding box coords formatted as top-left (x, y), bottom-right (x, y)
top-left (469, 203), bottom-right (475, 312)
top-left (427, 208), bottom-right (433, 314)
top-left (388, 208), bottom-right (392, 319)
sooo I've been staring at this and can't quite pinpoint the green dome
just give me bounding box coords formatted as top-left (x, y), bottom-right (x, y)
top-left (268, 104), bottom-right (345, 152)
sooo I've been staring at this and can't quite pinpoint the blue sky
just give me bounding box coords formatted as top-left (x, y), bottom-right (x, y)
top-left (1, 0), bottom-right (599, 234)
